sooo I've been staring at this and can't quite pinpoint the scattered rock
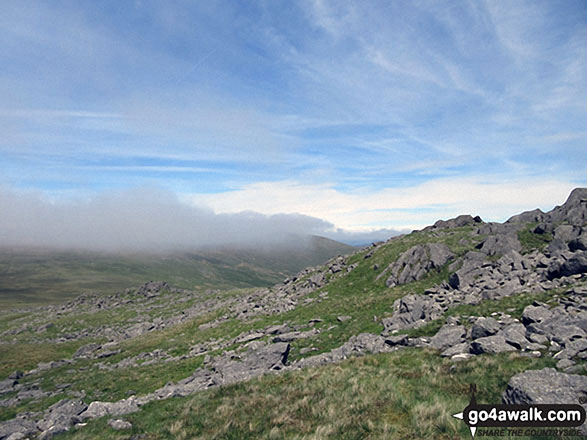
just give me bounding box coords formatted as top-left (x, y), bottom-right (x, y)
top-left (471, 335), bottom-right (517, 354)
top-left (108, 419), bottom-right (132, 430)
top-left (429, 325), bottom-right (466, 352)
top-left (471, 317), bottom-right (501, 339)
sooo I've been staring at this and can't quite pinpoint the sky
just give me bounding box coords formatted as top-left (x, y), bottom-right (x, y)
top-left (1, 0), bottom-right (586, 248)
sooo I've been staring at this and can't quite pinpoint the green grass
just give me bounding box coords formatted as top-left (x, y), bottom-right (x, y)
top-left (517, 223), bottom-right (553, 254)
top-left (59, 349), bottom-right (558, 440)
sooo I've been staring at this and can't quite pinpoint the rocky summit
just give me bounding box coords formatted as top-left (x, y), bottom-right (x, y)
top-left (1, 189), bottom-right (587, 439)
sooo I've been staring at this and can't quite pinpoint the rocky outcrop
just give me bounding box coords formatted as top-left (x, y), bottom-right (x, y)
top-left (381, 294), bottom-right (444, 334)
top-left (430, 214), bottom-right (483, 229)
top-left (381, 243), bottom-right (454, 287)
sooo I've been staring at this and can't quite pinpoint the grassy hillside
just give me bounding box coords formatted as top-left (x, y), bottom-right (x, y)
top-left (0, 219), bottom-right (584, 439)
top-left (0, 236), bottom-right (354, 308)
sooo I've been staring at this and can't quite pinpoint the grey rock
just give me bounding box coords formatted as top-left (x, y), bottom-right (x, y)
top-left (381, 294), bottom-right (444, 333)
top-left (211, 342), bottom-right (290, 385)
top-left (507, 209), bottom-right (546, 224)
top-left (451, 353), bottom-right (475, 362)
top-left (499, 323), bottom-right (531, 350)
top-left (547, 251), bottom-right (587, 279)
top-left (430, 325), bottom-right (466, 351)
top-left (0, 380), bottom-right (17, 395)
top-left (37, 399), bottom-right (87, 433)
top-left (549, 325), bottom-right (586, 346)
top-left (108, 419), bottom-right (132, 430)
top-left (384, 243), bottom-right (453, 287)
top-left (272, 329), bottom-right (317, 343)
top-left (569, 235), bottom-right (587, 252)
top-left (556, 358), bottom-right (576, 370)
top-left (81, 397), bottom-right (139, 420)
top-left (479, 234), bottom-right (522, 256)
top-left (526, 332), bottom-right (548, 344)
top-left (503, 367), bottom-right (587, 407)
top-left (470, 335), bottom-right (517, 354)
top-left (547, 188), bottom-right (587, 226)
top-left (0, 417), bottom-right (38, 440)
top-left (565, 339), bottom-right (587, 358)
top-left (441, 342), bottom-right (470, 358)
top-left (521, 305), bottom-right (553, 326)
top-left (337, 315), bottom-right (351, 322)
top-left (432, 214), bottom-right (482, 229)
top-left (73, 343), bottom-right (102, 359)
top-left (471, 317), bottom-right (501, 339)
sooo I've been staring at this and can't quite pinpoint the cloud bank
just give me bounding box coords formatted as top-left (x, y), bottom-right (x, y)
top-left (0, 187), bottom-right (399, 252)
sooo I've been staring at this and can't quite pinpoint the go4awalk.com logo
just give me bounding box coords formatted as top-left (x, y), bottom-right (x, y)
top-left (452, 385), bottom-right (586, 438)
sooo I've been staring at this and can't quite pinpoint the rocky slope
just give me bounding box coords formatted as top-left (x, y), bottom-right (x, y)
top-left (0, 189), bottom-right (586, 439)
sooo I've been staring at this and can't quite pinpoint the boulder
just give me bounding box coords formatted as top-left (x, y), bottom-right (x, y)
top-left (381, 294), bottom-right (444, 333)
top-left (547, 188), bottom-right (587, 226)
top-left (470, 335), bottom-right (517, 354)
top-left (37, 399), bottom-right (87, 433)
top-left (384, 243), bottom-right (453, 287)
top-left (432, 215), bottom-right (482, 229)
top-left (503, 367), bottom-right (587, 406)
top-left (569, 235), bottom-right (587, 252)
top-left (521, 305), bottom-right (553, 326)
top-left (499, 323), bottom-right (531, 350)
top-left (81, 397), bottom-right (139, 420)
top-left (0, 418), bottom-right (39, 440)
top-left (429, 325), bottom-right (466, 351)
top-left (479, 234), bottom-right (522, 256)
top-left (471, 317), bottom-right (501, 339)
top-left (506, 209), bottom-right (546, 224)
top-left (108, 419), bottom-right (132, 430)
top-left (441, 342), bottom-right (470, 358)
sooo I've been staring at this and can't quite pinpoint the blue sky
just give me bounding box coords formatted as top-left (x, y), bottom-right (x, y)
top-left (1, 0), bottom-right (586, 240)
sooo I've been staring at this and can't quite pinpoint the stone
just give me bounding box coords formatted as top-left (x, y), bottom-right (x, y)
top-left (37, 399), bottom-right (87, 433)
top-left (73, 343), bottom-right (102, 359)
top-left (549, 325), bottom-right (586, 346)
top-left (108, 419), bottom-right (132, 430)
top-left (507, 209), bottom-right (546, 224)
top-left (384, 243), bottom-right (453, 287)
top-left (429, 325), bottom-right (466, 352)
top-left (432, 215), bottom-right (482, 229)
top-left (451, 353), bottom-right (474, 362)
top-left (499, 323), bottom-right (530, 350)
top-left (337, 315), bottom-right (351, 322)
top-left (0, 418), bottom-right (39, 440)
top-left (470, 335), bottom-right (517, 354)
top-left (521, 305), bottom-right (553, 326)
top-left (547, 251), bottom-right (587, 278)
top-left (441, 342), bottom-right (470, 358)
top-left (81, 397), bottom-right (139, 420)
top-left (479, 234), bottom-right (522, 256)
top-left (503, 367), bottom-right (587, 406)
top-left (381, 294), bottom-right (444, 333)
top-left (556, 358), bottom-right (575, 370)
top-left (471, 317), bottom-right (501, 339)
top-left (0, 380), bottom-right (17, 395)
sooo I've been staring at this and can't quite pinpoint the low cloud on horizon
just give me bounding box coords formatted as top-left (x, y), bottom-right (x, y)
top-left (0, 186), bottom-right (401, 252)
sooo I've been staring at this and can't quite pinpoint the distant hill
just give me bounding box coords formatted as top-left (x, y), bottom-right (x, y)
top-left (0, 235), bottom-right (355, 307)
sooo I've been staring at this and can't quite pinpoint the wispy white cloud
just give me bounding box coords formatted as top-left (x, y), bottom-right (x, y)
top-left (188, 177), bottom-right (578, 230)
